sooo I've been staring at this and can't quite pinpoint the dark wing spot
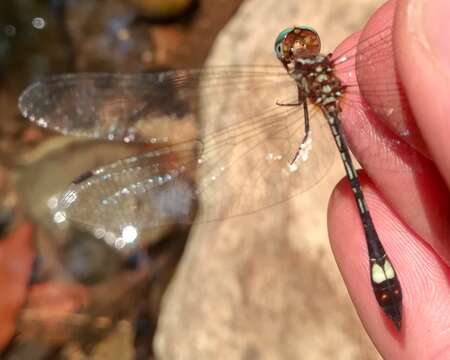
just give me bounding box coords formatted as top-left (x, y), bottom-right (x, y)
top-left (72, 170), bottom-right (94, 184)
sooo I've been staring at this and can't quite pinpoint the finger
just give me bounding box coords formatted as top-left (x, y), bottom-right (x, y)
top-left (335, 0), bottom-right (426, 153)
top-left (333, 0), bottom-right (450, 264)
top-left (395, 0), bottom-right (450, 187)
top-left (328, 172), bottom-right (450, 358)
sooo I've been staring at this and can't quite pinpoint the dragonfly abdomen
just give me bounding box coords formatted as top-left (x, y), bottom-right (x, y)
top-left (322, 97), bottom-right (403, 330)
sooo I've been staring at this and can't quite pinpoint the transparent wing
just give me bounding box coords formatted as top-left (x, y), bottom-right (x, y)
top-left (20, 66), bottom-right (335, 252)
top-left (332, 27), bottom-right (401, 106)
top-left (19, 25), bottom-right (418, 252)
top-left (18, 66), bottom-right (292, 144)
top-left (52, 105), bottom-right (334, 252)
top-left (332, 25), bottom-right (424, 172)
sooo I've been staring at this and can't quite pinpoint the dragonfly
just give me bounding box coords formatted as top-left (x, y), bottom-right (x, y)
top-left (18, 25), bottom-right (411, 331)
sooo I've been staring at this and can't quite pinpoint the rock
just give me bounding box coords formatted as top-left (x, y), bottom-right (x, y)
top-left (155, 0), bottom-right (384, 359)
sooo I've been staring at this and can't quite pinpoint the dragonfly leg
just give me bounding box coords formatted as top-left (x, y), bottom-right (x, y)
top-left (290, 99), bottom-right (311, 165)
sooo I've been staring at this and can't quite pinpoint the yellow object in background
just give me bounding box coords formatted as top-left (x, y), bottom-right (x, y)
top-left (126, 0), bottom-right (193, 18)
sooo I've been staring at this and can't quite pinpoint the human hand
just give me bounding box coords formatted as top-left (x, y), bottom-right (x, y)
top-left (329, 0), bottom-right (450, 358)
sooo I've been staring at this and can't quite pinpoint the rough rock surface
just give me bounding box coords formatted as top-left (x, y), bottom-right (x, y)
top-left (155, 0), bottom-right (384, 359)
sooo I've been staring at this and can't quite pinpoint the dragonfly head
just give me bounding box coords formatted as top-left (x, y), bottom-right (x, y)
top-left (274, 26), bottom-right (321, 67)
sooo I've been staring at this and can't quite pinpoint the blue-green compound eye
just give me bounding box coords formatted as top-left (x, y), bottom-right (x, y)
top-left (274, 26), bottom-right (321, 61)
top-left (274, 26), bottom-right (294, 60)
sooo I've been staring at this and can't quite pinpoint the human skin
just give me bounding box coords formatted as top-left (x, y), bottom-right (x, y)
top-left (329, 0), bottom-right (450, 358)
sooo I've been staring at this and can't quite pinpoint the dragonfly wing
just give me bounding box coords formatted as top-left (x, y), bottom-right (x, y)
top-left (54, 142), bottom-right (198, 253)
top-left (21, 67), bottom-right (337, 250)
top-left (53, 104), bottom-right (335, 253)
top-left (18, 67), bottom-right (292, 144)
top-left (332, 25), bottom-right (425, 172)
top-left (18, 71), bottom-right (199, 144)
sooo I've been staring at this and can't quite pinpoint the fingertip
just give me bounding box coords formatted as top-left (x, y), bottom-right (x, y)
top-left (328, 172), bottom-right (450, 358)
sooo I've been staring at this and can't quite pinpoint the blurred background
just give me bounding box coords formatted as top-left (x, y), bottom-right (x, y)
top-left (0, 0), bottom-right (385, 359)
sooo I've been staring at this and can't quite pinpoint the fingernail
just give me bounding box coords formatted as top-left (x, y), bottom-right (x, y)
top-left (408, 0), bottom-right (450, 71)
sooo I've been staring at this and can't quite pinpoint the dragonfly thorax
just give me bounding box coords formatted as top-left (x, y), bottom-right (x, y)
top-left (276, 26), bottom-right (343, 113)
top-left (290, 54), bottom-right (344, 113)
